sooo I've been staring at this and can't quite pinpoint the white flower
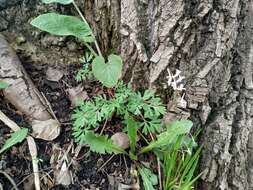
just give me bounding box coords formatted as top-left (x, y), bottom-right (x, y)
top-left (177, 93), bottom-right (187, 108)
top-left (167, 68), bottom-right (186, 91)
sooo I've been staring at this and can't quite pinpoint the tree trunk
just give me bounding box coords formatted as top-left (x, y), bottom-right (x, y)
top-left (1, 0), bottom-right (252, 189)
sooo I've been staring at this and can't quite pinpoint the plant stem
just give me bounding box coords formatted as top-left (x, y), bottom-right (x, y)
top-left (72, 1), bottom-right (102, 57)
top-left (150, 133), bottom-right (163, 190)
top-left (84, 42), bottom-right (98, 57)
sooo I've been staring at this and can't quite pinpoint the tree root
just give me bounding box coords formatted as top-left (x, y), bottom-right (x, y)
top-left (0, 110), bottom-right (40, 190)
top-left (0, 34), bottom-right (60, 141)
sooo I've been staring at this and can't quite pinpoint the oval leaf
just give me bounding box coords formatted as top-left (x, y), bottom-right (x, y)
top-left (0, 81), bottom-right (9, 89)
top-left (92, 54), bottom-right (123, 88)
top-left (31, 13), bottom-right (94, 42)
top-left (0, 128), bottom-right (28, 154)
top-left (42, 0), bottom-right (73, 4)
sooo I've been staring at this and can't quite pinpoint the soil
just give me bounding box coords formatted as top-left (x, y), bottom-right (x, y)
top-left (0, 59), bottom-right (132, 190)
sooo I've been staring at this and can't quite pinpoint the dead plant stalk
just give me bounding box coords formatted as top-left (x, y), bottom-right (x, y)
top-left (0, 110), bottom-right (40, 190)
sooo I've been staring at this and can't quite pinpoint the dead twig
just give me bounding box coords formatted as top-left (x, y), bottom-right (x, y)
top-left (40, 92), bottom-right (59, 123)
top-left (0, 170), bottom-right (19, 190)
top-left (14, 167), bottom-right (52, 189)
top-left (0, 110), bottom-right (40, 190)
top-left (27, 136), bottom-right (40, 190)
top-left (99, 119), bottom-right (108, 135)
top-left (0, 110), bottom-right (19, 131)
top-left (97, 155), bottom-right (115, 172)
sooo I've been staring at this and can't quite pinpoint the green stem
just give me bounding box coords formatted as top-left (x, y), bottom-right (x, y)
top-left (139, 144), bottom-right (154, 154)
top-left (72, 1), bottom-right (102, 57)
top-left (84, 42), bottom-right (98, 57)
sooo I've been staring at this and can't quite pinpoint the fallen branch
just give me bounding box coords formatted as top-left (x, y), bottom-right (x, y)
top-left (0, 34), bottom-right (60, 141)
top-left (0, 110), bottom-right (40, 190)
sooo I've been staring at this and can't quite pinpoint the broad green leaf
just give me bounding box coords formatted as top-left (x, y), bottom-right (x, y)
top-left (140, 120), bottom-right (193, 153)
top-left (42, 0), bottom-right (73, 4)
top-left (92, 54), bottom-right (123, 88)
top-left (0, 128), bottom-right (28, 154)
top-left (126, 115), bottom-right (138, 153)
top-left (31, 13), bottom-right (94, 42)
top-left (84, 131), bottom-right (125, 154)
top-left (0, 82), bottom-right (9, 89)
top-left (138, 166), bottom-right (158, 190)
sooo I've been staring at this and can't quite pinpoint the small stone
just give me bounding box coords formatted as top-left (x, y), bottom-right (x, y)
top-left (111, 132), bottom-right (130, 150)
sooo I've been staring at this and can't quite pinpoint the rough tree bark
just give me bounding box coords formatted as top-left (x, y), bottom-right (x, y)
top-left (1, 0), bottom-right (252, 189)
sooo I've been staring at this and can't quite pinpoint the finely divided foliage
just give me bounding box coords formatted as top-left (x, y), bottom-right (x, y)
top-left (73, 82), bottom-right (166, 143)
top-left (30, 1), bottom-right (201, 189)
top-left (75, 52), bottom-right (93, 82)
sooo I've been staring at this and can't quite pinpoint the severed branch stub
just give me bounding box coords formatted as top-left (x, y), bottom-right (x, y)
top-left (0, 34), bottom-right (60, 141)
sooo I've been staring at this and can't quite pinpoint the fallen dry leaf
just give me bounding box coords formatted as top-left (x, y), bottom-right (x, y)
top-left (46, 67), bottom-right (64, 82)
top-left (55, 161), bottom-right (72, 186)
top-left (32, 119), bottom-right (61, 141)
top-left (50, 144), bottom-right (73, 187)
top-left (67, 85), bottom-right (88, 106)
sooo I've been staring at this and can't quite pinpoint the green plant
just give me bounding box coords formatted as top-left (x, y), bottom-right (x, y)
top-left (138, 165), bottom-right (158, 190)
top-left (0, 81), bottom-right (9, 89)
top-left (0, 128), bottom-right (28, 154)
top-left (75, 52), bottom-right (93, 82)
top-left (72, 82), bottom-right (166, 144)
top-left (92, 54), bottom-right (122, 88)
top-left (31, 0), bottom-right (122, 88)
top-left (159, 136), bottom-right (202, 190)
top-left (30, 1), bottom-right (202, 189)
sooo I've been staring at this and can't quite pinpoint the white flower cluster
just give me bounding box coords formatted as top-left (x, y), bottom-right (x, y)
top-left (167, 68), bottom-right (187, 108)
top-left (167, 69), bottom-right (185, 91)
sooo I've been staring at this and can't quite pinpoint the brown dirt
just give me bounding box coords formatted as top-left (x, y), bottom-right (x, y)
top-left (0, 60), bottom-right (132, 190)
